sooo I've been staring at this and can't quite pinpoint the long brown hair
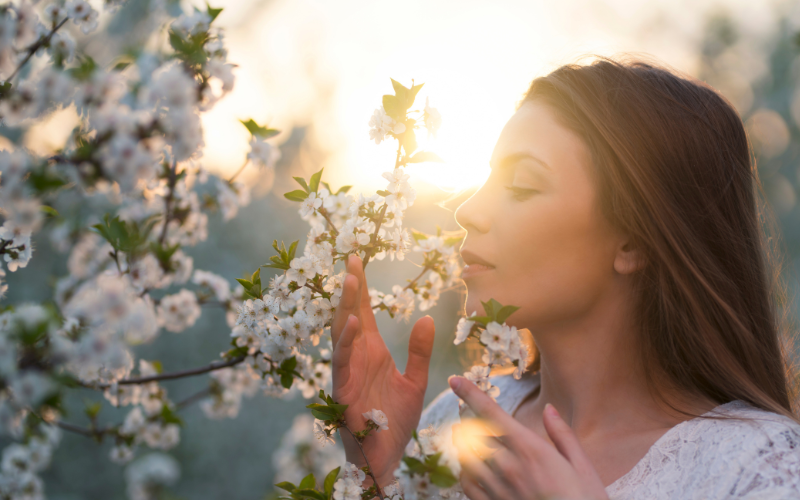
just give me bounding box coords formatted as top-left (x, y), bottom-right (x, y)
top-left (520, 55), bottom-right (798, 420)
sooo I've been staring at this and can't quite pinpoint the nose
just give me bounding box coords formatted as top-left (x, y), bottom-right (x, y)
top-left (455, 186), bottom-right (491, 235)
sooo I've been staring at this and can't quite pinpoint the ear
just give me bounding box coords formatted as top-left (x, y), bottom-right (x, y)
top-left (613, 240), bottom-right (646, 274)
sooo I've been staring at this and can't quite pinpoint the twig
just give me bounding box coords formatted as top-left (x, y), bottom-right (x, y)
top-left (317, 208), bottom-right (340, 237)
top-left (176, 386), bottom-right (213, 410)
top-left (158, 160), bottom-right (178, 245)
top-left (341, 426), bottom-right (385, 500)
top-left (227, 159), bottom-right (249, 184)
top-left (6, 18), bottom-right (69, 82)
top-left (91, 355), bottom-right (246, 389)
top-left (363, 141), bottom-right (403, 269)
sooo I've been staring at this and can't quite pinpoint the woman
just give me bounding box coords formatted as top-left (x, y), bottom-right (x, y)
top-left (329, 56), bottom-right (800, 499)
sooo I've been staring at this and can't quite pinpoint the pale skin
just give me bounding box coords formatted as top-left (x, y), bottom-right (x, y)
top-left (331, 99), bottom-right (716, 499)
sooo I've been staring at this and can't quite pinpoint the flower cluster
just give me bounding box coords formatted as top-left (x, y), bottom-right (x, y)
top-left (454, 299), bottom-right (526, 403)
top-left (0, 1), bottom-right (463, 493)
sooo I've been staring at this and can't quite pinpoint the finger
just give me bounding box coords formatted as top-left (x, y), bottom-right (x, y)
top-left (455, 430), bottom-right (514, 500)
top-left (332, 315), bottom-right (359, 388)
top-left (331, 273), bottom-right (359, 346)
top-left (345, 254), bottom-right (378, 331)
top-left (542, 404), bottom-right (606, 491)
top-left (487, 449), bottom-right (528, 494)
top-left (403, 315), bottom-right (435, 389)
top-left (449, 376), bottom-right (527, 439)
top-left (460, 473), bottom-right (491, 500)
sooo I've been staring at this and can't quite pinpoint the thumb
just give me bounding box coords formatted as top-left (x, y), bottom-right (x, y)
top-left (542, 404), bottom-right (605, 490)
top-left (403, 315), bottom-right (435, 390)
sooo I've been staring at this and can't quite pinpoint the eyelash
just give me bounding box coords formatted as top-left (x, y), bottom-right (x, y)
top-left (504, 186), bottom-right (538, 201)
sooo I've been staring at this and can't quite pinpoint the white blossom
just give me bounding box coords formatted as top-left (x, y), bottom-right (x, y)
top-left (424, 97), bottom-right (442, 137)
top-left (156, 289), bottom-right (201, 333)
top-left (247, 136), bottom-right (280, 169)
top-left (455, 315), bottom-right (475, 345)
top-left (362, 408), bottom-right (389, 431)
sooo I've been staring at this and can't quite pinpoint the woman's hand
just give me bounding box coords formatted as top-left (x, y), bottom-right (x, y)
top-left (331, 255), bottom-right (436, 487)
top-left (449, 376), bottom-right (609, 500)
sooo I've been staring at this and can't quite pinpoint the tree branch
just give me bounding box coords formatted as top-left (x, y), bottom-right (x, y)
top-left (341, 426), bottom-right (385, 500)
top-left (227, 159), bottom-right (249, 184)
top-left (91, 355), bottom-right (246, 389)
top-left (6, 18), bottom-right (69, 82)
top-left (158, 160), bottom-right (178, 245)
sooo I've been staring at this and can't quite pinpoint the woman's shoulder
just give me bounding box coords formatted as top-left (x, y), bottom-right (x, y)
top-left (418, 372), bottom-right (540, 431)
top-left (611, 400), bottom-right (800, 499)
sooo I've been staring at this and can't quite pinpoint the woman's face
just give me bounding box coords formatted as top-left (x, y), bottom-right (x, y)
top-left (455, 99), bottom-right (624, 329)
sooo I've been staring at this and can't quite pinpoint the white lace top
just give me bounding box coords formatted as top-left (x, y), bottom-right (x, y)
top-left (417, 372), bottom-right (800, 499)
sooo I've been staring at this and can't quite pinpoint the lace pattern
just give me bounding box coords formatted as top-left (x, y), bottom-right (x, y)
top-left (416, 373), bottom-right (800, 499)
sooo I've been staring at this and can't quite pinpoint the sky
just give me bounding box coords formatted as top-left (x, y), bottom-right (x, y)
top-left (192, 0), bottom-right (791, 192)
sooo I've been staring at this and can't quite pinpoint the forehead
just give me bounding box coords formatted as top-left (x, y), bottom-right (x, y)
top-left (490, 100), bottom-right (592, 173)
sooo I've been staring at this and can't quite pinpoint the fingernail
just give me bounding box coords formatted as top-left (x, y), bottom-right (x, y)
top-left (448, 375), bottom-right (462, 391)
top-left (545, 403), bottom-right (559, 418)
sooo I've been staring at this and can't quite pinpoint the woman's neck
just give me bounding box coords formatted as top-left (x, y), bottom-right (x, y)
top-left (521, 288), bottom-right (705, 441)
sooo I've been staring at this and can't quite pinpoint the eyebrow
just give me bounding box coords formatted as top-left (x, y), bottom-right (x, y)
top-left (490, 152), bottom-right (551, 172)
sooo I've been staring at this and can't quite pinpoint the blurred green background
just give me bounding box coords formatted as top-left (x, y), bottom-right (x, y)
top-left (6, 0), bottom-right (800, 498)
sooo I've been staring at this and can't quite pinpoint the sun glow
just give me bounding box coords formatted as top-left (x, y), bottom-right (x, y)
top-left (195, 0), bottom-right (753, 193)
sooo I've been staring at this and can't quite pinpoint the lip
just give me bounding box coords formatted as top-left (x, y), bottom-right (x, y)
top-left (461, 249), bottom-right (495, 279)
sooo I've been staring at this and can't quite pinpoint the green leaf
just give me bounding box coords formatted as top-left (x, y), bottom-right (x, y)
top-left (408, 151), bottom-right (444, 164)
top-left (306, 406), bottom-right (340, 418)
top-left (284, 190), bottom-right (309, 202)
top-left (251, 268), bottom-right (261, 285)
top-left (495, 305), bottom-right (520, 325)
top-left (235, 279), bottom-right (253, 289)
top-left (239, 119), bottom-right (280, 139)
top-left (468, 315), bottom-right (492, 326)
top-left (27, 167), bottom-right (67, 194)
top-left (402, 127), bottom-right (418, 155)
top-left (280, 372), bottom-right (294, 389)
top-left (68, 55), bottom-right (97, 82)
top-left (298, 474), bottom-right (316, 490)
top-left (40, 205), bottom-right (59, 217)
top-left (206, 3), bottom-right (223, 21)
top-left (481, 299), bottom-right (505, 322)
top-left (335, 185), bottom-right (352, 195)
top-left (160, 404), bottom-right (184, 427)
top-left (390, 78), bottom-right (409, 99)
top-left (411, 229), bottom-right (428, 242)
top-left (275, 482), bottom-right (296, 493)
top-left (323, 467), bottom-right (340, 497)
top-left (376, 190), bottom-right (391, 197)
top-left (382, 95), bottom-right (403, 121)
top-left (84, 401), bottom-right (102, 419)
top-left (429, 466), bottom-right (458, 488)
top-left (295, 490), bottom-right (326, 500)
top-left (288, 241), bottom-right (299, 262)
top-left (293, 176), bottom-right (310, 192)
top-left (0, 81), bottom-right (12, 98)
top-left (408, 82), bottom-right (424, 107)
top-left (309, 409), bottom-right (334, 420)
top-left (112, 60), bottom-right (132, 71)
top-left (309, 168), bottom-right (323, 193)
top-left (281, 356), bottom-right (298, 373)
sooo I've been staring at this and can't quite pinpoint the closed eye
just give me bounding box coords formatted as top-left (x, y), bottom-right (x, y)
top-left (505, 186), bottom-right (538, 201)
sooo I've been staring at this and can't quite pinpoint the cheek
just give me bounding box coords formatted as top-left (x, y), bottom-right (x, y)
top-left (467, 197), bottom-right (618, 324)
